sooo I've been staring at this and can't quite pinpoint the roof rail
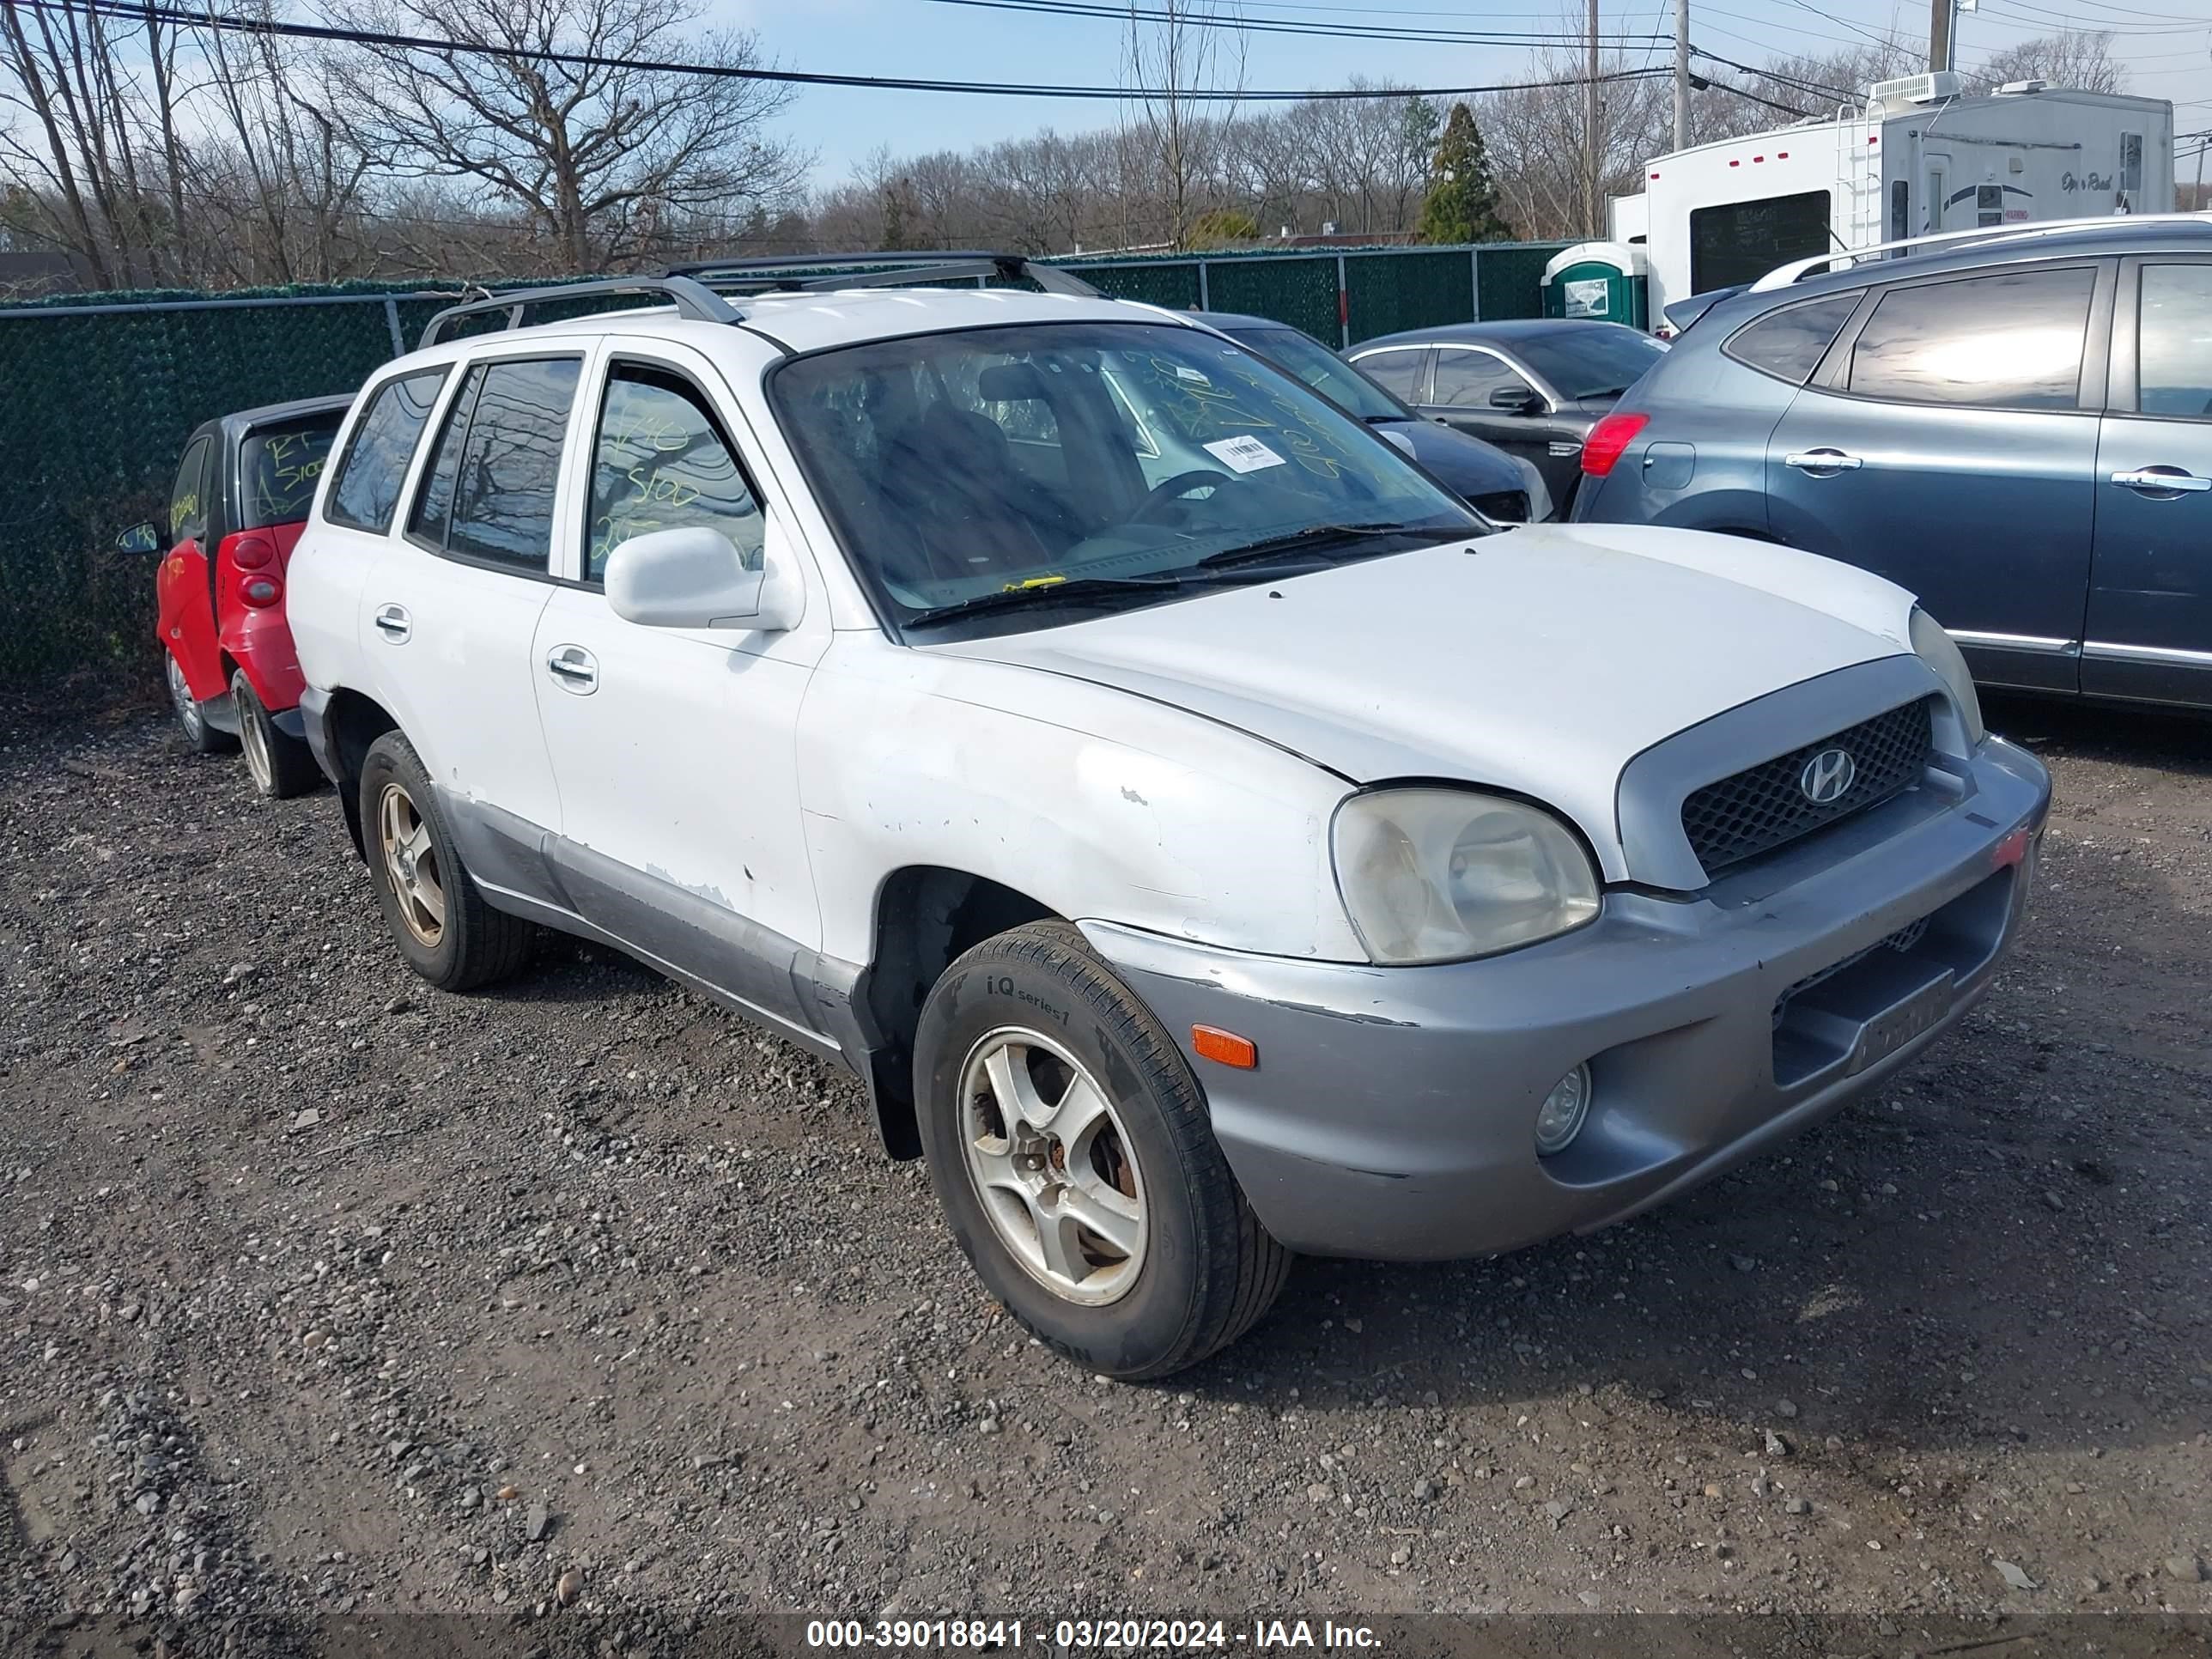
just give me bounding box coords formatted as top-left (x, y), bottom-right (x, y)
top-left (1749, 211), bottom-right (2212, 292)
top-left (417, 274), bottom-right (741, 349)
top-left (666, 250), bottom-right (1103, 299)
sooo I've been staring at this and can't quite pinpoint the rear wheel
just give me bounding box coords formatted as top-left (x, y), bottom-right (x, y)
top-left (915, 921), bottom-right (1291, 1380)
top-left (359, 732), bottom-right (538, 991)
top-left (233, 669), bottom-right (320, 799)
top-left (166, 652), bottom-right (234, 756)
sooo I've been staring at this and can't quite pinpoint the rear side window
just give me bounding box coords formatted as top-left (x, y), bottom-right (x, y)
top-left (1723, 293), bottom-right (1861, 386)
top-left (1846, 267), bottom-right (2095, 410)
top-left (410, 357), bottom-right (581, 574)
top-left (2136, 264), bottom-right (2212, 419)
top-left (326, 370), bottom-right (447, 533)
top-left (1352, 348), bottom-right (1427, 402)
top-left (240, 415), bottom-right (341, 529)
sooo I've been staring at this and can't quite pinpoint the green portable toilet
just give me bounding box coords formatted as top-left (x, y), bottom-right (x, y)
top-left (1541, 241), bottom-right (1650, 331)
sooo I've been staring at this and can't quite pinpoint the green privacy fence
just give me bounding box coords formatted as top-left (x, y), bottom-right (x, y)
top-left (0, 242), bottom-right (1565, 694)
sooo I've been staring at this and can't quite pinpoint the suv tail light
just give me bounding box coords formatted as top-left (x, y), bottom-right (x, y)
top-left (230, 533), bottom-right (276, 570)
top-left (240, 574), bottom-right (283, 609)
top-left (1580, 412), bottom-right (1650, 478)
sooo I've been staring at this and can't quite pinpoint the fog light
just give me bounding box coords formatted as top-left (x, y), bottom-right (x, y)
top-left (1534, 1063), bottom-right (1591, 1156)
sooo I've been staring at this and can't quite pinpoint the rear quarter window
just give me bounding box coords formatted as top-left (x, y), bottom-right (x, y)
top-left (325, 368), bottom-right (450, 534)
top-left (1722, 293), bottom-right (1862, 386)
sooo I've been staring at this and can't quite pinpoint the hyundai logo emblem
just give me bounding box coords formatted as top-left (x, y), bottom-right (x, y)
top-left (1800, 747), bottom-right (1857, 805)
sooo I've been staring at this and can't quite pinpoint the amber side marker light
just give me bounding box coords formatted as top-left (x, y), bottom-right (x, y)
top-left (1192, 1025), bottom-right (1258, 1069)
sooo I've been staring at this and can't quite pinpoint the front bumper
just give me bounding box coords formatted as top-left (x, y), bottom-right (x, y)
top-left (1082, 736), bottom-right (2051, 1261)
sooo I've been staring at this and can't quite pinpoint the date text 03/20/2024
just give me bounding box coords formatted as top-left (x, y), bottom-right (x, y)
top-left (804, 1620), bottom-right (1383, 1650)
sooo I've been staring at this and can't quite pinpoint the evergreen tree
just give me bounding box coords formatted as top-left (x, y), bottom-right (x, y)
top-left (1418, 102), bottom-right (1514, 245)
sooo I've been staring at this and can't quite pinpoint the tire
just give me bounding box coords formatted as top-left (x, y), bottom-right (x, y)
top-left (166, 650), bottom-right (235, 756)
top-left (914, 921), bottom-right (1291, 1380)
top-left (232, 669), bottom-right (321, 799)
top-left (358, 731), bottom-right (538, 992)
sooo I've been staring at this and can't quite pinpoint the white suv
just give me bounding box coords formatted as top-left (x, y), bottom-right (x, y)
top-left (288, 255), bottom-right (2050, 1379)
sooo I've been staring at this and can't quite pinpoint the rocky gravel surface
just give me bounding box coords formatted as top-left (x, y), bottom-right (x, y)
top-left (1, 698), bottom-right (2208, 1656)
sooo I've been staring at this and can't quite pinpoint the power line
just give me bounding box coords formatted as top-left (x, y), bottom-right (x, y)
top-left (914, 0), bottom-right (1666, 48)
top-left (9, 0), bottom-right (1680, 100)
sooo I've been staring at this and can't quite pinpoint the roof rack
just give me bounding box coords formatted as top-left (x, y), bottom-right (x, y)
top-left (1750, 211), bottom-right (2212, 292)
top-left (417, 274), bottom-right (741, 349)
top-left (666, 250), bottom-right (1103, 299)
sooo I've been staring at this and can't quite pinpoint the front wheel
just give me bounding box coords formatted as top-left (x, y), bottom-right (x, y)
top-left (233, 669), bottom-right (320, 799)
top-left (914, 921), bottom-right (1291, 1380)
top-left (166, 652), bottom-right (234, 756)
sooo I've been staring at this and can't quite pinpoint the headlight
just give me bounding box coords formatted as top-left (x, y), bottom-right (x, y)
top-left (1333, 788), bottom-right (1601, 965)
top-left (1910, 606), bottom-right (1985, 747)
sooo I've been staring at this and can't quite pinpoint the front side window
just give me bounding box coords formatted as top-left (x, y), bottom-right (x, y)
top-left (1348, 347), bottom-right (1426, 402)
top-left (587, 365), bottom-right (764, 582)
top-left (169, 435), bottom-right (212, 544)
top-left (327, 369), bottom-right (447, 534)
top-left (240, 414), bottom-right (342, 530)
top-left (2136, 264), bottom-right (2212, 418)
top-left (1724, 293), bottom-right (1861, 386)
top-left (409, 357), bottom-right (581, 574)
top-left (1431, 349), bottom-right (1531, 409)
top-left (772, 320), bottom-right (1477, 638)
top-left (1847, 267), bottom-right (2094, 410)
top-left (1690, 190), bottom-right (1832, 295)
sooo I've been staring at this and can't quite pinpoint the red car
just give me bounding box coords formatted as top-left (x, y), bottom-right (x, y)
top-left (123, 396), bottom-right (352, 797)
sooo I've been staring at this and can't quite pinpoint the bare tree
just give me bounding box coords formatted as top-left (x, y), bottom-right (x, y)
top-left (1122, 0), bottom-right (1244, 249)
top-left (323, 0), bottom-right (809, 273)
top-left (1966, 31), bottom-right (2123, 95)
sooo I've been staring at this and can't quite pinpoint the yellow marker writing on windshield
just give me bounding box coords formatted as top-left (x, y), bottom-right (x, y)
top-left (1002, 574), bottom-right (1067, 591)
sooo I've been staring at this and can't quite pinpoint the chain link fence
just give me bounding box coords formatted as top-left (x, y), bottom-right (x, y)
top-left (0, 243), bottom-right (1564, 699)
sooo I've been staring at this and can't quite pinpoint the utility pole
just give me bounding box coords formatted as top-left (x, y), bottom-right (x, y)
top-left (1674, 0), bottom-right (1690, 152)
top-left (1585, 0), bottom-right (1601, 235)
top-left (1928, 0), bottom-right (1952, 73)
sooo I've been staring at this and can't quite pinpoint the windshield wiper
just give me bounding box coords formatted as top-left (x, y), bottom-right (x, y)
top-left (902, 574), bottom-right (1190, 629)
top-left (1194, 521), bottom-right (1445, 572)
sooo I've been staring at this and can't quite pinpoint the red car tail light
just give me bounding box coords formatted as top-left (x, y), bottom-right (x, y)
top-left (240, 575), bottom-right (283, 608)
top-left (231, 533), bottom-right (276, 570)
top-left (1580, 411), bottom-right (1650, 478)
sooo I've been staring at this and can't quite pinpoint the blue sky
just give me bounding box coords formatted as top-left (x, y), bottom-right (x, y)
top-left (727, 0), bottom-right (2212, 187)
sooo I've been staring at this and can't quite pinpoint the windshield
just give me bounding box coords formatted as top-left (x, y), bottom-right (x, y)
top-left (1222, 325), bottom-right (1405, 422)
top-left (239, 414), bottom-right (342, 529)
top-left (772, 320), bottom-right (1479, 636)
top-left (1514, 325), bottom-right (1668, 401)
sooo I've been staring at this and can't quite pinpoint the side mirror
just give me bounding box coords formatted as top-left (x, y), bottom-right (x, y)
top-left (604, 523), bottom-right (802, 633)
top-left (1488, 384), bottom-right (1543, 415)
top-left (116, 520), bottom-right (165, 556)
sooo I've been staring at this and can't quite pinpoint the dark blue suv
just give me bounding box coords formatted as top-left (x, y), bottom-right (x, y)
top-left (1573, 218), bottom-right (2212, 712)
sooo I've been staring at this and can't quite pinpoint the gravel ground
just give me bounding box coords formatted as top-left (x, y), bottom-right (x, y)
top-left (1, 696), bottom-right (2208, 1655)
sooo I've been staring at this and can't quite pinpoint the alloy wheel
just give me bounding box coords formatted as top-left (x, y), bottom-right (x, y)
top-left (956, 1026), bottom-right (1148, 1306)
top-left (376, 782), bottom-right (447, 948)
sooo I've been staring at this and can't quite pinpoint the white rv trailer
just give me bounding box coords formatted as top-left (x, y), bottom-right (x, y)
top-left (1608, 71), bottom-right (2174, 325)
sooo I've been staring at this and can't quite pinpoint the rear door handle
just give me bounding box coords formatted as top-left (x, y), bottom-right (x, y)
top-left (2110, 466), bottom-right (2212, 494)
top-left (1784, 448), bottom-right (1864, 475)
top-left (373, 604), bottom-right (410, 642)
top-left (545, 645), bottom-right (599, 694)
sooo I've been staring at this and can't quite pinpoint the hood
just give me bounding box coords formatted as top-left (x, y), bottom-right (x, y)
top-left (1373, 418), bottom-right (1524, 498)
top-left (930, 525), bottom-right (1917, 878)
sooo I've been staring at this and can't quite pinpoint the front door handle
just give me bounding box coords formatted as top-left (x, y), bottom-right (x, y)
top-left (1784, 448), bottom-right (1864, 475)
top-left (2110, 466), bottom-right (2212, 495)
top-left (545, 645), bottom-right (599, 694)
top-left (373, 604), bottom-right (410, 642)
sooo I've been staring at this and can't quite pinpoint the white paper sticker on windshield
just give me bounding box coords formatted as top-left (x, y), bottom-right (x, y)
top-left (1202, 434), bottom-right (1286, 473)
top-left (1175, 365), bottom-right (1212, 385)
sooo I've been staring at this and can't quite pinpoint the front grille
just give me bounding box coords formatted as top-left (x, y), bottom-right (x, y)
top-left (1470, 489), bottom-right (1530, 523)
top-left (1682, 696), bottom-right (1935, 876)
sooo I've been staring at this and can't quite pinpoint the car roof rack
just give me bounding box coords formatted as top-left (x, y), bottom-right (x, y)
top-left (1750, 211), bottom-right (2212, 292)
top-left (666, 250), bottom-right (1103, 299)
top-left (417, 274), bottom-right (742, 349)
